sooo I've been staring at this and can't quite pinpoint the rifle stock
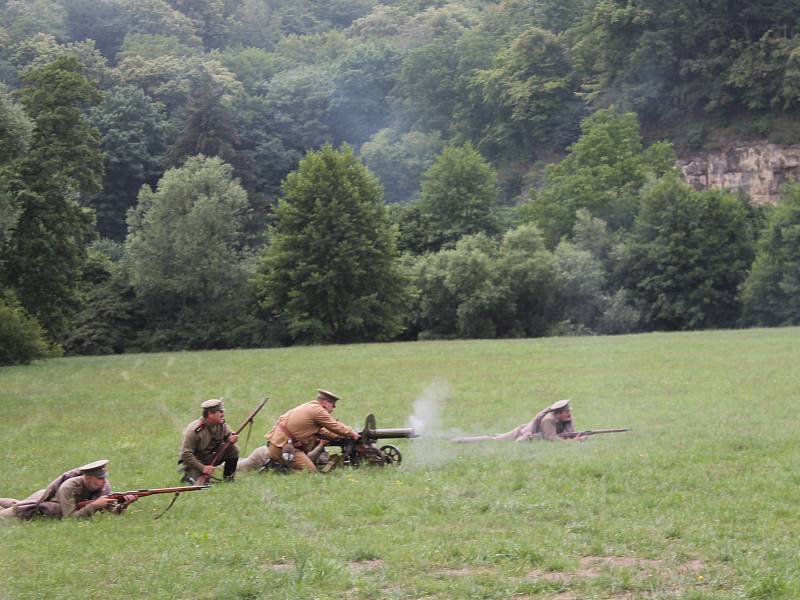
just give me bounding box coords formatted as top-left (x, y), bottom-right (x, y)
top-left (196, 397), bottom-right (268, 485)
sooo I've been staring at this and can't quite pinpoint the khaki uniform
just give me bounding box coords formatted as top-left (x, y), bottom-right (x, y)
top-left (453, 406), bottom-right (575, 443)
top-left (266, 400), bottom-right (356, 471)
top-left (0, 470), bottom-right (114, 520)
top-left (236, 445), bottom-right (270, 472)
top-left (179, 418), bottom-right (239, 481)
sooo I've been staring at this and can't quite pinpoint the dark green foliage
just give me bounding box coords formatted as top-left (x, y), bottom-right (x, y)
top-left (256, 144), bottom-right (408, 343)
top-left (393, 31), bottom-right (498, 138)
top-left (741, 185), bottom-right (800, 326)
top-left (523, 108), bottom-right (676, 247)
top-left (63, 245), bottom-right (144, 355)
top-left (623, 177), bottom-right (755, 330)
top-left (164, 67), bottom-right (238, 168)
top-left (1, 0), bottom-right (66, 44)
top-left (62, 0), bottom-right (127, 61)
top-left (473, 27), bottom-right (581, 157)
top-left (418, 143), bottom-right (499, 251)
top-left (409, 225), bottom-right (560, 339)
top-left (0, 290), bottom-right (53, 365)
top-left (0, 85), bottom-right (33, 165)
top-left (359, 128), bottom-right (443, 204)
top-left (17, 54), bottom-right (103, 194)
top-left (126, 155), bottom-right (257, 350)
top-left (89, 85), bottom-right (167, 239)
top-left (580, 0), bottom-right (800, 120)
top-left (329, 42), bottom-right (398, 146)
top-left (3, 55), bottom-right (102, 341)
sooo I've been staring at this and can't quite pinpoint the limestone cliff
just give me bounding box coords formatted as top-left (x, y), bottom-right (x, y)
top-left (679, 142), bottom-right (800, 204)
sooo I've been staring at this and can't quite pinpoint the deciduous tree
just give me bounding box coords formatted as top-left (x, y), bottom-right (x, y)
top-left (256, 144), bottom-right (407, 343)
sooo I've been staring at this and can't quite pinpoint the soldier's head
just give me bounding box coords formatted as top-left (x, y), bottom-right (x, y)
top-left (549, 399), bottom-right (572, 422)
top-left (201, 398), bottom-right (225, 423)
top-left (79, 460), bottom-right (109, 491)
top-left (316, 389), bottom-right (340, 412)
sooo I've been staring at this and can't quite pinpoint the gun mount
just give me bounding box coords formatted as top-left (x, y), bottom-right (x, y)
top-left (315, 414), bottom-right (417, 471)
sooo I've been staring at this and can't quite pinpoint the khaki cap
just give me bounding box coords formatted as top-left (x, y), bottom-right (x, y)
top-left (78, 459), bottom-right (109, 478)
top-left (201, 398), bottom-right (224, 411)
top-left (317, 389), bottom-right (340, 403)
top-left (549, 399), bottom-right (571, 412)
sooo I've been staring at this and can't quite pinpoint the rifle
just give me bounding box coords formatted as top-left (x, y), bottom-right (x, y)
top-left (197, 397), bottom-right (268, 485)
top-left (76, 485), bottom-right (209, 519)
top-left (559, 428), bottom-right (630, 439)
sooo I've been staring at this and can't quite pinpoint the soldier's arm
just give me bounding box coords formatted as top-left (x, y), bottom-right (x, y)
top-left (55, 481), bottom-right (100, 519)
top-left (312, 406), bottom-right (357, 439)
top-left (538, 418), bottom-right (563, 441)
top-left (179, 427), bottom-right (206, 472)
top-left (317, 427), bottom-right (344, 441)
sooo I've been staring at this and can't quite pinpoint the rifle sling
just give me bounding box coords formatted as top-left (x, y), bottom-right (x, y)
top-left (153, 492), bottom-right (181, 520)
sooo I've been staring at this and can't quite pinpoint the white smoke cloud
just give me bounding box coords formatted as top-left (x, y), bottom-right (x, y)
top-left (405, 380), bottom-right (457, 468)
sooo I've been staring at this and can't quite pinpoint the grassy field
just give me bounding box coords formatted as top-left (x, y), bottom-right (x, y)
top-left (1, 328), bottom-right (799, 599)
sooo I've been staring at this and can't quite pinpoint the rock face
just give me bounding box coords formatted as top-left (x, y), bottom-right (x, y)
top-left (679, 143), bottom-right (800, 204)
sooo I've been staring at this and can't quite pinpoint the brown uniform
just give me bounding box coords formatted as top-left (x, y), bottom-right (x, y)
top-left (179, 418), bottom-right (239, 481)
top-left (0, 469), bottom-right (115, 520)
top-left (266, 400), bottom-right (356, 471)
top-left (453, 407), bottom-right (575, 443)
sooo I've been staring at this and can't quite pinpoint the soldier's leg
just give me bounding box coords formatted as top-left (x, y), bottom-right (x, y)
top-left (237, 446), bottom-right (270, 473)
top-left (291, 450), bottom-right (317, 472)
top-left (267, 442), bottom-right (291, 468)
top-left (0, 506), bottom-right (17, 519)
top-left (181, 466), bottom-right (202, 484)
top-left (220, 443), bottom-right (240, 480)
top-left (0, 498), bottom-right (18, 509)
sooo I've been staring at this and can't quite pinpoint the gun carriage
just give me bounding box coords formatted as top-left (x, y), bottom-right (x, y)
top-left (315, 414), bottom-right (417, 471)
top-left (263, 414), bottom-right (417, 473)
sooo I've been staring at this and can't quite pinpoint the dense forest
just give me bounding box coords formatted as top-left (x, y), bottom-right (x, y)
top-left (1, 0), bottom-right (799, 364)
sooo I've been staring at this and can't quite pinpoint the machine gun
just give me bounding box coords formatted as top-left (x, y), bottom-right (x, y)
top-left (311, 414), bottom-right (417, 471)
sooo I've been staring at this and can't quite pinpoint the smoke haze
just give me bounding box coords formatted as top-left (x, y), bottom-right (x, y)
top-left (405, 379), bottom-right (458, 468)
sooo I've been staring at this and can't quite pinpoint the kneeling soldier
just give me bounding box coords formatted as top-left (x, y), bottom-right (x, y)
top-left (266, 389), bottom-right (359, 471)
top-left (0, 460), bottom-right (137, 520)
top-left (179, 399), bottom-right (239, 483)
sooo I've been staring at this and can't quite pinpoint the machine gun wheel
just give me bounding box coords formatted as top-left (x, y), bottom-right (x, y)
top-left (380, 444), bottom-right (402, 466)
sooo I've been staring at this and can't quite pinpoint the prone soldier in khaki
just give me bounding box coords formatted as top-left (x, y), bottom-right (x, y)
top-left (266, 389), bottom-right (359, 471)
top-left (179, 399), bottom-right (239, 483)
top-left (453, 400), bottom-right (586, 443)
top-left (0, 460), bottom-right (137, 520)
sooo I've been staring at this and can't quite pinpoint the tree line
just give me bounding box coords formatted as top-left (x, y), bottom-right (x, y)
top-left (1, 0), bottom-right (799, 364)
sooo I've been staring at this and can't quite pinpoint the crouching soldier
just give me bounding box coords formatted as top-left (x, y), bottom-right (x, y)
top-left (266, 389), bottom-right (359, 472)
top-left (179, 399), bottom-right (239, 483)
top-left (0, 460), bottom-right (137, 520)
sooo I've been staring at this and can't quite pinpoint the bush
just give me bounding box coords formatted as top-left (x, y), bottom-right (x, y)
top-left (0, 293), bottom-right (55, 365)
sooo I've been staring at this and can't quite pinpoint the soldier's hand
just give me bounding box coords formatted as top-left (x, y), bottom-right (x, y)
top-left (229, 433), bottom-right (239, 444)
top-left (92, 495), bottom-right (116, 508)
top-left (202, 465), bottom-right (215, 475)
top-left (349, 431), bottom-right (360, 440)
top-left (575, 433), bottom-right (588, 441)
top-left (123, 494), bottom-right (138, 504)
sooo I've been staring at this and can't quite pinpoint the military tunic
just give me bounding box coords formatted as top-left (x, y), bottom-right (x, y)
top-left (452, 407), bottom-right (575, 443)
top-left (179, 418), bottom-right (239, 480)
top-left (0, 470), bottom-right (113, 520)
top-left (266, 400), bottom-right (356, 471)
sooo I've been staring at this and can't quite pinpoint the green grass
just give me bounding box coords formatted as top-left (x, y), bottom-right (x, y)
top-left (2, 328), bottom-right (799, 599)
